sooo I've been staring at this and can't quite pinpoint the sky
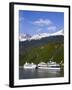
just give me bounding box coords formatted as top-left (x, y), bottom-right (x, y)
top-left (19, 10), bottom-right (64, 36)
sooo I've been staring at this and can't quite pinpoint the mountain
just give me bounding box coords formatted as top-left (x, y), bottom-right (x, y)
top-left (19, 33), bottom-right (31, 41)
top-left (19, 35), bottom-right (64, 55)
top-left (19, 35), bottom-right (64, 66)
top-left (19, 41), bottom-right (64, 66)
top-left (19, 29), bottom-right (64, 41)
top-left (19, 29), bottom-right (64, 66)
top-left (30, 29), bottom-right (63, 40)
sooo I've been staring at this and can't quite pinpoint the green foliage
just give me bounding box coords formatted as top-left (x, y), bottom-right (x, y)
top-left (19, 42), bottom-right (64, 66)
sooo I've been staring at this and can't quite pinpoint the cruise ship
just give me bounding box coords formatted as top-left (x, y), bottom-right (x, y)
top-left (23, 62), bottom-right (36, 69)
top-left (38, 61), bottom-right (60, 70)
top-left (23, 61), bottom-right (61, 70)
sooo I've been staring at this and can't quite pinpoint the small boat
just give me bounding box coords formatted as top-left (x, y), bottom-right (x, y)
top-left (23, 62), bottom-right (36, 69)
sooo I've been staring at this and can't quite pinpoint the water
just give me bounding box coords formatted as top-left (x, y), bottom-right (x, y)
top-left (19, 67), bottom-right (64, 79)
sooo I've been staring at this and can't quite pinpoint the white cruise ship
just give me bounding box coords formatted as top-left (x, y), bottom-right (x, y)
top-left (38, 61), bottom-right (60, 70)
top-left (23, 62), bottom-right (36, 69)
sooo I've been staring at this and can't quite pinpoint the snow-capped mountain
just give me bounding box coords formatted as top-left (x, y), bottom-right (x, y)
top-left (50, 29), bottom-right (64, 36)
top-left (19, 33), bottom-right (31, 41)
top-left (30, 29), bottom-right (64, 40)
top-left (19, 29), bottom-right (64, 41)
top-left (30, 33), bottom-right (49, 40)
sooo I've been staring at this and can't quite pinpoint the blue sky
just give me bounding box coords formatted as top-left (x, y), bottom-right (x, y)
top-left (19, 10), bottom-right (64, 36)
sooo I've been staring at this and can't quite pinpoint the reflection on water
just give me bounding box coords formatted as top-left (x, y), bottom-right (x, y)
top-left (19, 67), bottom-right (64, 79)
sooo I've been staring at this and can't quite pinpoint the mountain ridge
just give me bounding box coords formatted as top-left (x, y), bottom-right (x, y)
top-left (19, 29), bottom-right (64, 41)
top-left (19, 35), bottom-right (64, 55)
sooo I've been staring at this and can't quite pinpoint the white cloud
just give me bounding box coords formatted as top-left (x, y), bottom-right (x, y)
top-left (48, 26), bottom-right (57, 30)
top-left (48, 26), bottom-right (57, 33)
top-left (33, 19), bottom-right (52, 26)
top-left (30, 18), bottom-right (58, 33)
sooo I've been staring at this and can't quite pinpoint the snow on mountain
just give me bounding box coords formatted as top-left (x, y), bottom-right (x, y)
top-left (19, 33), bottom-right (31, 41)
top-left (30, 29), bottom-right (64, 40)
top-left (50, 29), bottom-right (64, 36)
top-left (19, 29), bottom-right (64, 41)
top-left (30, 33), bottom-right (49, 40)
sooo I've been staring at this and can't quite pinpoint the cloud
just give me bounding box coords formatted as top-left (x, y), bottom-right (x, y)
top-left (48, 26), bottom-right (57, 33)
top-left (30, 18), bottom-right (59, 34)
top-left (48, 26), bottom-right (57, 30)
top-left (33, 19), bottom-right (52, 26)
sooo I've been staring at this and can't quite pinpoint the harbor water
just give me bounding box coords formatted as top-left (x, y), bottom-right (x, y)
top-left (19, 67), bottom-right (64, 79)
